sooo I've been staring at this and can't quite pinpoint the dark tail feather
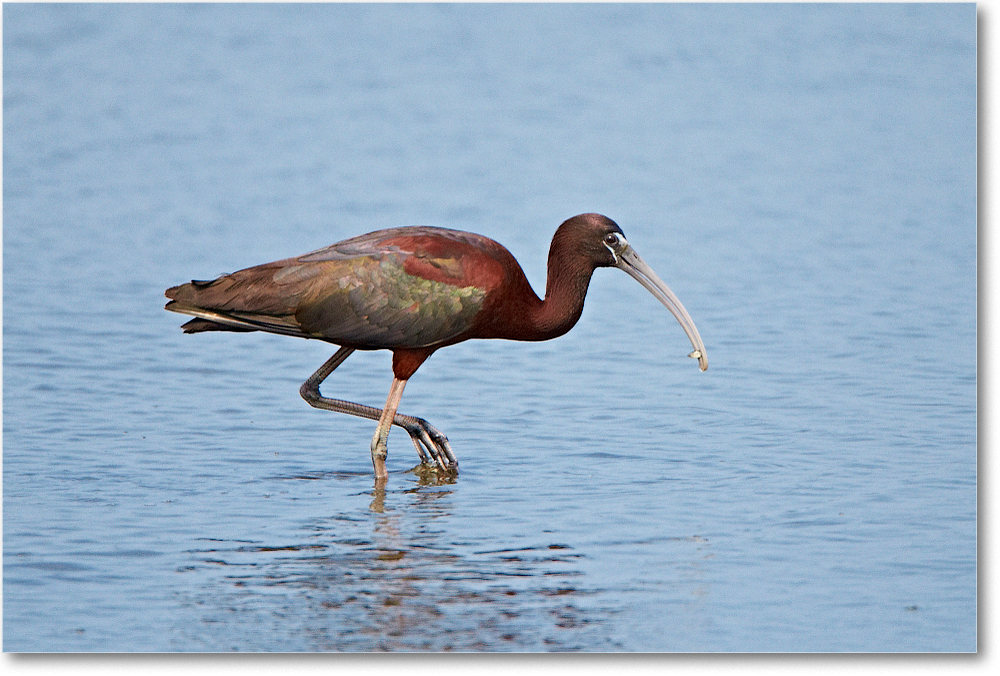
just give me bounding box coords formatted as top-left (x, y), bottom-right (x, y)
top-left (165, 272), bottom-right (310, 339)
top-left (180, 317), bottom-right (255, 334)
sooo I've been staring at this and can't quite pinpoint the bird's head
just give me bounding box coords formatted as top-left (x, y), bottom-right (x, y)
top-left (559, 213), bottom-right (709, 372)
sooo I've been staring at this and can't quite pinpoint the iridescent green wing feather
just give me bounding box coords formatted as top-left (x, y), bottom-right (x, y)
top-left (292, 254), bottom-right (486, 348)
top-left (289, 227), bottom-right (493, 348)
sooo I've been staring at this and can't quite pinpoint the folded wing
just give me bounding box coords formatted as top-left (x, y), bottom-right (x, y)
top-left (165, 227), bottom-right (494, 350)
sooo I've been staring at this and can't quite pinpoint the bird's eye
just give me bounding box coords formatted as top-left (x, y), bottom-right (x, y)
top-left (604, 233), bottom-right (621, 247)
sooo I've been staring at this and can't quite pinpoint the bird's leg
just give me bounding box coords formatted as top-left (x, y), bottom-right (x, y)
top-left (371, 377), bottom-right (406, 479)
top-left (299, 348), bottom-right (458, 474)
top-left (301, 346), bottom-right (356, 394)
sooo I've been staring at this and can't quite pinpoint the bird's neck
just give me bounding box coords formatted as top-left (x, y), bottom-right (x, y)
top-left (529, 242), bottom-right (596, 340)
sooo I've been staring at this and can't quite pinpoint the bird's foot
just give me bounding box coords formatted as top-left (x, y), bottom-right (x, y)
top-left (403, 418), bottom-right (458, 475)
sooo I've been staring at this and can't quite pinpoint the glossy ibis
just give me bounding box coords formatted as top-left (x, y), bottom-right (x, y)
top-left (165, 213), bottom-right (707, 481)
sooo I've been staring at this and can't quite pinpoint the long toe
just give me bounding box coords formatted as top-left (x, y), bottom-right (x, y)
top-left (433, 436), bottom-right (458, 472)
top-left (421, 424), bottom-right (457, 473)
top-left (407, 431), bottom-right (434, 465)
top-left (418, 427), bottom-right (451, 472)
top-left (399, 418), bottom-right (451, 472)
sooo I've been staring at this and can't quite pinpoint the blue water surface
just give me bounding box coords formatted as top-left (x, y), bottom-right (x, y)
top-left (3, 3), bottom-right (976, 652)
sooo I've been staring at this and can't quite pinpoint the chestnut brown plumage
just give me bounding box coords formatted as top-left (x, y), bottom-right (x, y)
top-left (165, 213), bottom-right (707, 481)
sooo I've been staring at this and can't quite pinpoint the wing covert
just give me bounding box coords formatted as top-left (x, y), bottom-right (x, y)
top-left (294, 255), bottom-right (487, 348)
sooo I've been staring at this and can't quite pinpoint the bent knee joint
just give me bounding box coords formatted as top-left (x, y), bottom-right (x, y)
top-left (299, 381), bottom-right (321, 404)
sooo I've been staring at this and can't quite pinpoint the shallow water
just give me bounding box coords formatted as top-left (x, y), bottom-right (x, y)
top-left (3, 3), bottom-right (976, 652)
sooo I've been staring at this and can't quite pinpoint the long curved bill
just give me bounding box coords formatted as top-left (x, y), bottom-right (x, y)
top-left (615, 244), bottom-right (708, 371)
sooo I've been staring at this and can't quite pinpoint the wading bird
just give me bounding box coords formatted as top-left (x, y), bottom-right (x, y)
top-left (165, 213), bottom-right (707, 481)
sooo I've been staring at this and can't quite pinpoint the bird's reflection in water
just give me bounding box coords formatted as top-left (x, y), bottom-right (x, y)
top-left (180, 473), bottom-right (616, 651)
top-left (369, 464), bottom-right (456, 513)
